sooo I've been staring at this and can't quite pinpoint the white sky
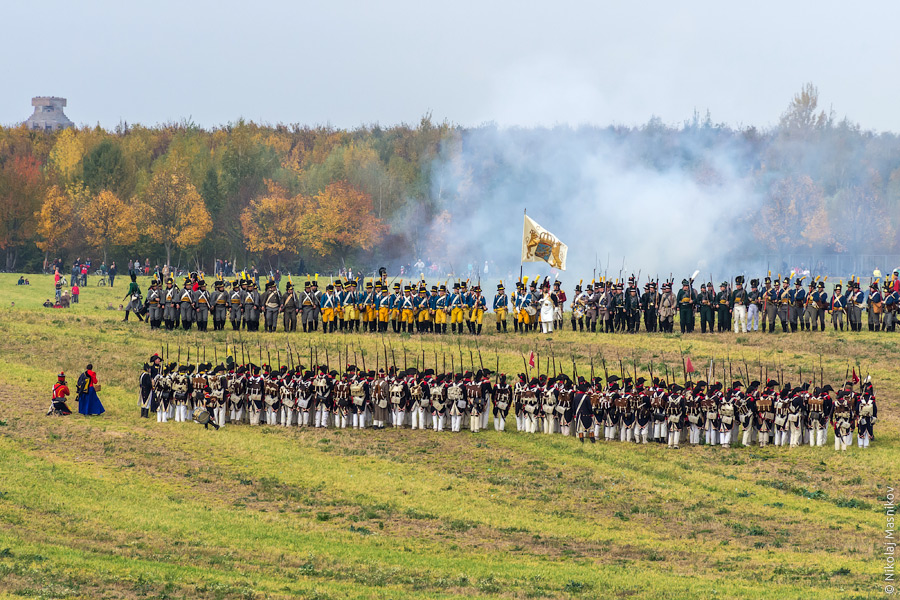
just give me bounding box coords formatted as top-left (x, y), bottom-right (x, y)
top-left (3, 0), bottom-right (899, 131)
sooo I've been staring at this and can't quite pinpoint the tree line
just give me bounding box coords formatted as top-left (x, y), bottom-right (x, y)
top-left (1, 84), bottom-right (898, 274)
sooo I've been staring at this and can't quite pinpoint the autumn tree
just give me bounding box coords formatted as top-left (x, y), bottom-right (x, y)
top-left (138, 167), bottom-right (212, 267)
top-left (302, 181), bottom-right (386, 258)
top-left (240, 182), bottom-right (307, 265)
top-left (753, 175), bottom-right (833, 253)
top-left (0, 155), bottom-right (43, 270)
top-left (48, 128), bottom-right (85, 182)
top-left (82, 190), bottom-right (138, 263)
top-left (35, 186), bottom-right (75, 263)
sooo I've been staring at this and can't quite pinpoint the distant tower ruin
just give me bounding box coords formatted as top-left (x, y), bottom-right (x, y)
top-left (25, 97), bottom-right (74, 132)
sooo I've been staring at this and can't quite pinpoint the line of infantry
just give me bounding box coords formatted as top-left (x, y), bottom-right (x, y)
top-left (138, 354), bottom-right (877, 451)
top-left (136, 270), bottom-right (900, 335)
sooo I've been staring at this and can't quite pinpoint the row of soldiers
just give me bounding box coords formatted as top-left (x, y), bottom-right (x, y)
top-left (139, 272), bottom-right (900, 335)
top-left (138, 354), bottom-right (877, 450)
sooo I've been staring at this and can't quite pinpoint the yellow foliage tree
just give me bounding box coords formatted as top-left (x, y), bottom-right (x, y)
top-left (240, 182), bottom-right (307, 258)
top-left (82, 190), bottom-right (137, 263)
top-left (138, 168), bottom-right (212, 267)
top-left (48, 128), bottom-right (85, 181)
top-left (35, 186), bottom-right (75, 261)
top-left (302, 181), bottom-right (386, 257)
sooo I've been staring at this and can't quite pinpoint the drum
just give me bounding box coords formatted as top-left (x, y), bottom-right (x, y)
top-left (525, 306), bottom-right (537, 316)
top-left (192, 407), bottom-right (210, 425)
top-left (573, 305), bottom-right (585, 319)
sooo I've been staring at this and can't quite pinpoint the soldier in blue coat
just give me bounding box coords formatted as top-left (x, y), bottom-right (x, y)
top-left (492, 283), bottom-right (509, 332)
top-left (867, 282), bottom-right (883, 331)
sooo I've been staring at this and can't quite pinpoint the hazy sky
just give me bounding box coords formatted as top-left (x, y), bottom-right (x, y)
top-left (4, 0), bottom-right (899, 131)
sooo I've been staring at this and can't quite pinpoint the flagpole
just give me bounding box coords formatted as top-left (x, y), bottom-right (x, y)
top-left (520, 208), bottom-right (525, 283)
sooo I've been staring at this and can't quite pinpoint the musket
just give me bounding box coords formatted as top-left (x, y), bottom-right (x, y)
top-left (476, 343), bottom-right (485, 372)
top-left (451, 354), bottom-right (455, 374)
top-left (590, 354), bottom-right (595, 381)
top-left (179, 345), bottom-right (183, 365)
top-left (166, 342), bottom-right (169, 363)
top-left (404, 346), bottom-right (408, 373)
top-left (325, 348), bottom-right (329, 371)
top-left (469, 348), bottom-right (475, 373)
top-left (276, 348), bottom-right (279, 369)
top-left (267, 350), bottom-right (271, 370)
top-left (361, 346), bottom-right (366, 373)
top-left (602, 357), bottom-right (609, 382)
top-left (522, 354), bottom-right (529, 381)
top-left (572, 354), bottom-right (577, 380)
top-left (391, 347), bottom-right (397, 375)
top-left (214, 346), bottom-right (218, 366)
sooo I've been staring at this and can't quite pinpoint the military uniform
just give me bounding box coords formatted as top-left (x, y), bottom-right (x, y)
top-left (281, 282), bottom-right (298, 331)
top-left (698, 283), bottom-right (715, 333)
top-left (193, 280), bottom-right (211, 331)
top-left (433, 285), bottom-right (449, 334)
top-left (493, 283), bottom-right (509, 332)
top-left (658, 283), bottom-right (676, 332)
top-left (163, 279), bottom-right (180, 330)
top-left (229, 281), bottom-right (244, 330)
top-left (830, 283), bottom-right (845, 330)
top-left (801, 281), bottom-right (816, 331)
top-left (715, 282), bottom-right (731, 332)
top-left (211, 279), bottom-right (229, 330)
top-left (790, 278), bottom-right (805, 331)
top-left (262, 280), bottom-right (281, 332)
top-left (676, 280), bottom-right (695, 333)
top-left (641, 283), bottom-right (658, 332)
top-left (731, 277), bottom-right (749, 333)
top-left (179, 278), bottom-right (195, 330)
top-left (867, 283), bottom-right (883, 331)
top-left (243, 282), bottom-right (261, 331)
top-left (300, 282), bottom-right (318, 332)
top-left (747, 280), bottom-right (761, 331)
top-left (146, 279), bottom-right (163, 329)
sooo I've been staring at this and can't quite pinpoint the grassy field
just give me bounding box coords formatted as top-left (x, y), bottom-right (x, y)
top-left (0, 274), bottom-right (894, 600)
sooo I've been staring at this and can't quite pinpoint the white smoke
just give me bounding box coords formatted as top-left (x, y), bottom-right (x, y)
top-left (429, 124), bottom-right (760, 284)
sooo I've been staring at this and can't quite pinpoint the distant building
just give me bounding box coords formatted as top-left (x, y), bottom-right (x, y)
top-left (25, 97), bottom-right (74, 132)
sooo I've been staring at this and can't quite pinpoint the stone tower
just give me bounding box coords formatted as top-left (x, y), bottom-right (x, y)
top-left (25, 97), bottom-right (74, 132)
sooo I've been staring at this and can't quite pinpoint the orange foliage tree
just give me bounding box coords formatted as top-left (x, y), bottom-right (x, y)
top-left (35, 185), bottom-right (75, 263)
top-left (302, 181), bottom-right (386, 258)
top-left (240, 182), bottom-right (307, 262)
top-left (82, 190), bottom-right (138, 263)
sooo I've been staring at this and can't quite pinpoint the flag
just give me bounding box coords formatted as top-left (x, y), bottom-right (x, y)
top-left (685, 357), bottom-right (695, 374)
top-left (522, 214), bottom-right (568, 271)
top-left (528, 351), bottom-right (535, 368)
top-left (851, 367), bottom-right (859, 384)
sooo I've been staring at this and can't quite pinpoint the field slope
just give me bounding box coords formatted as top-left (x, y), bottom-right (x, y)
top-left (0, 274), bottom-right (893, 599)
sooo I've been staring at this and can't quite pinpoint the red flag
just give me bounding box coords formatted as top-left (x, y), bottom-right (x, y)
top-left (528, 351), bottom-right (535, 368)
top-left (851, 367), bottom-right (859, 384)
top-left (685, 357), bottom-right (695, 374)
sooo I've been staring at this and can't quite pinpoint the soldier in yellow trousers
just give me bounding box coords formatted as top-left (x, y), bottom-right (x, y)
top-left (471, 285), bottom-right (487, 335)
top-left (434, 285), bottom-right (449, 334)
top-left (493, 282), bottom-right (509, 332)
top-left (321, 284), bottom-right (337, 333)
top-left (450, 282), bottom-right (465, 334)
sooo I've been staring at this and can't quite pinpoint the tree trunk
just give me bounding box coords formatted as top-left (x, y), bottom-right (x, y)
top-left (165, 241), bottom-right (172, 271)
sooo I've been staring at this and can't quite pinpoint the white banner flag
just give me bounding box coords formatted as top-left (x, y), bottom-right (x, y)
top-left (522, 214), bottom-right (567, 271)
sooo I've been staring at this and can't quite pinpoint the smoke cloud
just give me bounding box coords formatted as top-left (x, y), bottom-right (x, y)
top-left (428, 123), bottom-right (761, 284)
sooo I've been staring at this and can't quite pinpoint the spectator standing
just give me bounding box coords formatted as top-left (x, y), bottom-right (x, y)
top-left (72, 283), bottom-right (80, 303)
top-left (108, 262), bottom-right (117, 287)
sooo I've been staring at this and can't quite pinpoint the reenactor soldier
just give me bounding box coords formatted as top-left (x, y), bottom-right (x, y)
top-left (570, 282), bottom-right (585, 331)
top-left (612, 283), bottom-right (626, 332)
top-left (715, 282), bottom-right (731, 332)
top-left (747, 279), bottom-right (762, 331)
top-left (244, 280), bottom-right (261, 331)
top-left (389, 282), bottom-right (402, 333)
top-left (553, 280), bottom-right (566, 330)
top-left (333, 280), bottom-right (346, 331)
top-left (321, 284), bottom-right (337, 333)
top-left (261, 279), bottom-right (281, 332)
top-left (378, 283), bottom-right (393, 333)
top-left (179, 277), bottom-right (195, 330)
top-left (229, 280), bottom-right (244, 330)
top-left (665, 383), bottom-right (685, 449)
top-left (855, 382), bottom-right (876, 448)
top-left (775, 278), bottom-right (791, 332)
top-left (399, 285), bottom-right (415, 333)
top-left (807, 385), bottom-right (832, 447)
top-left (801, 279), bottom-right (816, 331)
top-left (416, 286), bottom-right (432, 333)
top-left (461, 281), bottom-right (476, 334)
top-left (471, 286), bottom-right (487, 335)
top-left (310, 280), bottom-right (322, 331)
top-left (146, 278), bottom-right (163, 329)
top-left (433, 284), bottom-right (449, 334)
top-left (451, 282), bottom-right (466, 334)
top-left (281, 280), bottom-right (298, 331)
top-left (346, 280), bottom-right (361, 332)
top-left (625, 286), bottom-right (641, 333)
top-left (848, 280), bottom-right (864, 331)
top-left (830, 282), bottom-right (845, 330)
top-left (509, 283), bottom-right (521, 333)
top-left (211, 278), bottom-right (229, 330)
top-left (641, 282), bottom-right (658, 332)
top-left (676, 279), bottom-right (695, 333)
top-left (867, 282), bottom-right (883, 331)
top-left (698, 283), bottom-right (715, 333)
top-left (430, 373), bottom-right (448, 431)
top-left (884, 283), bottom-right (899, 331)
top-left (731, 276), bottom-right (749, 333)
top-left (658, 282), bottom-right (677, 332)
top-left (812, 280), bottom-right (829, 331)
top-left (357, 281), bottom-right (371, 332)
top-left (493, 374), bottom-right (512, 431)
top-left (300, 281), bottom-right (318, 333)
top-left (719, 383), bottom-right (739, 447)
top-left (518, 282), bottom-right (535, 333)
top-left (154, 362), bottom-right (174, 423)
top-left (493, 282), bottom-right (509, 332)
top-left (791, 278), bottom-right (806, 331)
top-left (831, 390), bottom-right (854, 451)
top-left (762, 277), bottom-right (777, 332)
top-left (163, 277), bottom-right (180, 330)
top-left (192, 279), bottom-right (211, 331)
top-left (587, 282), bottom-right (602, 333)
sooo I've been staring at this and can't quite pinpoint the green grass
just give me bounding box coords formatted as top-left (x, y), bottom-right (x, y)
top-left (0, 274), bottom-right (893, 599)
